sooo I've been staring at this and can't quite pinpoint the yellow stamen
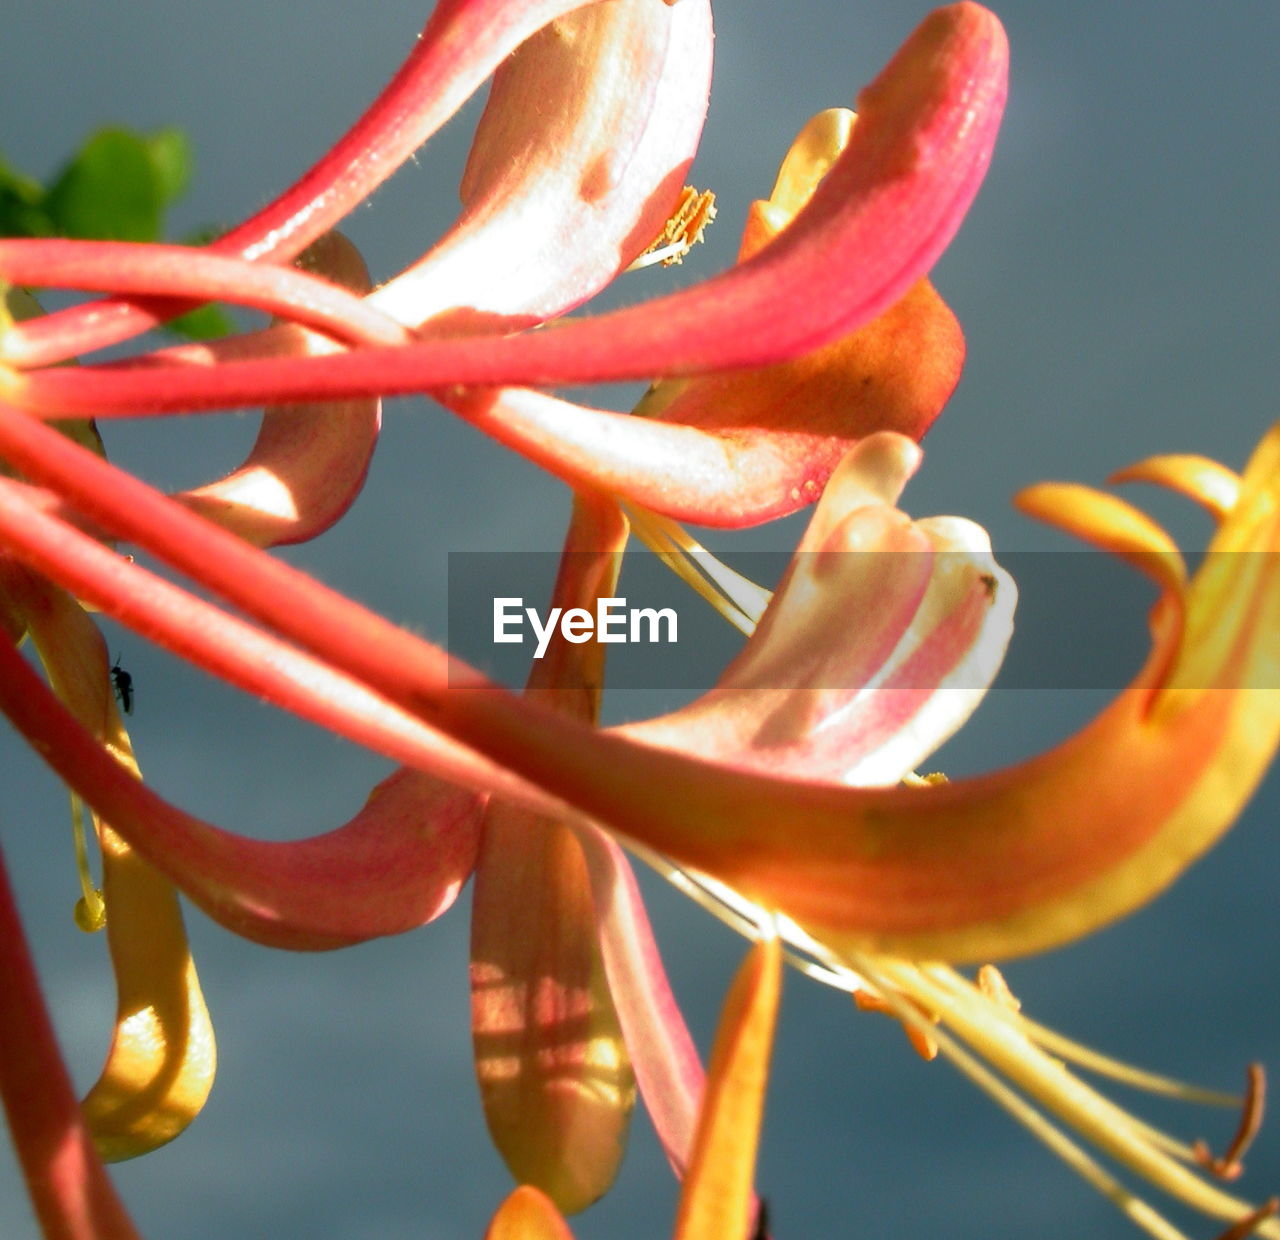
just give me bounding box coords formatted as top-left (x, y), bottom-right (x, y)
top-left (621, 502), bottom-right (770, 636)
top-left (628, 186), bottom-right (717, 270)
top-left (69, 791), bottom-right (106, 932)
top-left (630, 849), bottom-right (1280, 1240)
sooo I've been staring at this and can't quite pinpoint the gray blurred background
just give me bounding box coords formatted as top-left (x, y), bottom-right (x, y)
top-left (2, 2), bottom-right (1278, 1237)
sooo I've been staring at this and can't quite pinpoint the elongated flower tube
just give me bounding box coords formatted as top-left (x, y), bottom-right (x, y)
top-left (471, 496), bottom-right (636, 1214)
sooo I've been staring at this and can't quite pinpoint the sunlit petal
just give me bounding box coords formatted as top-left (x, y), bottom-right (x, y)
top-left (373, 0), bottom-right (712, 333)
top-left (471, 497), bottom-right (634, 1213)
top-left (673, 935), bottom-right (781, 1240)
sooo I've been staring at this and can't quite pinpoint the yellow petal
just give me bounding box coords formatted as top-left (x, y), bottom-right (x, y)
top-left (471, 810), bottom-right (634, 1213)
top-left (15, 575), bottom-right (215, 1158)
top-left (1110, 453), bottom-right (1243, 523)
top-left (1015, 481), bottom-right (1187, 598)
top-left (673, 934), bottom-right (781, 1240)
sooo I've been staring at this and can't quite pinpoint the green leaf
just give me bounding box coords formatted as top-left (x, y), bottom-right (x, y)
top-left (44, 128), bottom-right (165, 242)
top-left (144, 127), bottom-right (193, 207)
top-left (0, 152), bottom-right (53, 237)
top-left (166, 303), bottom-right (235, 340)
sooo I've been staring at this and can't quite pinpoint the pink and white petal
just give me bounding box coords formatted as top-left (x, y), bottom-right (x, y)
top-left (624, 437), bottom-right (1015, 786)
top-left (1, 0), bottom-right (614, 368)
top-left (435, 272), bottom-right (960, 528)
top-left (176, 235), bottom-right (386, 546)
top-left (372, 0), bottom-right (712, 333)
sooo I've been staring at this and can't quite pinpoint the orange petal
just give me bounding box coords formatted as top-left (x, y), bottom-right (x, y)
top-left (484, 1186), bottom-right (577, 1240)
top-left (1110, 453), bottom-right (1243, 524)
top-left (674, 935), bottom-right (782, 1240)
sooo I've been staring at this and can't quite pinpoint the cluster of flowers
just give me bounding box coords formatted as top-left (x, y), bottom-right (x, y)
top-left (0, 3), bottom-right (1277, 1238)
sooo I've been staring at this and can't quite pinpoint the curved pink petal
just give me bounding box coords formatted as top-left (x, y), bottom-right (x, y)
top-left (0, 0), bottom-right (612, 368)
top-left (372, 0), bottom-right (712, 333)
top-left (575, 826), bottom-right (704, 1180)
top-left (174, 234), bottom-right (387, 546)
top-left (625, 437), bottom-right (1016, 784)
top-left (0, 639), bottom-right (481, 950)
top-left (434, 275), bottom-right (962, 527)
top-left (4, 3), bottom-right (1007, 417)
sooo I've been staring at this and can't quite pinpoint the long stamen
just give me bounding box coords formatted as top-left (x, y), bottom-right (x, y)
top-left (1194, 1065), bottom-right (1267, 1181)
top-left (69, 792), bottom-right (106, 932)
top-left (632, 853), bottom-right (1279, 1240)
top-left (621, 502), bottom-right (769, 635)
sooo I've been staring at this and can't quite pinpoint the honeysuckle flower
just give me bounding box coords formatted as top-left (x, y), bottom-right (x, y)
top-left (0, 415), bottom-right (1016, 1228)
top-left (9, 398), bottom-right (1268, 1238)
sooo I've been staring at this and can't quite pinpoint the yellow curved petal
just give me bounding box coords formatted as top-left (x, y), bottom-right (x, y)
top-left (16, 576), bottom-right (215, 1159)
top-left (1015, 481), bottom-right (1187, 597)
top-left (1110, 453), bottom-right (1242, 523)
top-left (443, 427), bottom-right (1280, 965)
top-left (673, 935), bottom-right (780, 1240)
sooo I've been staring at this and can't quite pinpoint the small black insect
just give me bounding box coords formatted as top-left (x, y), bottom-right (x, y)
top-left (110, 656), bottom-right (134, 715)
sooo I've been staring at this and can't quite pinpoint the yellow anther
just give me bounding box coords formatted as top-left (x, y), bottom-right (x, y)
top-left (629, 186), bottom-right (717, 269)
top-left (854, 988), bottom-right (940, 1061)
top-left (976, 964), bottom-right (1021, 1012)
top-left (903, 770), bottom-right (948, 787)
